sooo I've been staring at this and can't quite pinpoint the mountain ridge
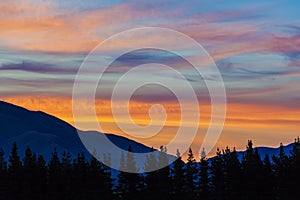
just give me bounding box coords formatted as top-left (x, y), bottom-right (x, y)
top-left (0, 100), bottom-right (153, 162)
top-left (0, 100), bottom-right (295, 164)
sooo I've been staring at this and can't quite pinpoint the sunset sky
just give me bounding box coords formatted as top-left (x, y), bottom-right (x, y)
top-left (1, 0), bottom-right (300, 159)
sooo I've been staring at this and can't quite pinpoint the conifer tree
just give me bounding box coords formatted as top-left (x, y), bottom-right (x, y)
top-left (48, 147), bottom-right (62, 199)
top-left (156, 146), bottom-right (171, 200)
top-left (241, 140), bottom-right (264, 199)
top-left (285, 137), bottom-right (300, 198)
top-left (211, 148), bottom-right (225, 200)
top-left (0, 148), bottom-right (6, 171)
top-left (199, 148), bottom-right (209, 199)
top-left (0, 148), bottom-right (8, 200)
top-left (125, 146), bottom-right (142, 199)
top-left (8, 142), bottom-right (22, 199)
top-left (185, 148), bottom-right (197, 199)
top-left (117, 146), bottom-right (141, 200)
top-left (88, 150), bottom-right (103, 200)
top-left (117, 151), bottom-right (127, 199)
top-left (223, 147), bottom-right (241, 199)
top-left (102, 153), bottom-right (114, 199)
top-left (61, 151), bottom-right (72, 199)
top-left (144, 147), bottom-right (159, 200)
top-left (171, 149), bottom-right (185, 200)
top-left (262, 154), bottom-right (275, 198)
top-left (84, 150), bottom-right (113, 200)
top-left (73, 153), bottom-right (88, 200)
top-left (22, 146), bottom-right (37, 200)
top-left (272, 143), bottom-right (289, 199)
top-left (36, 155), bottom-right (47, 200)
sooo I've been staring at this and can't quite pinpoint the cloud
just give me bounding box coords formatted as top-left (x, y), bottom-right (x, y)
top-left (265, 34), bottom-right (300, 61)
top-left (0, 1), bottom-right (152, 53)
top-left (0, 0), bottom-right (270, 58)
top-left (0, 0), bottom-right (298, 68)
top-left (104, 48), bottom-right (191, 73)
top-left (0, 61), bottom-right (77, 74)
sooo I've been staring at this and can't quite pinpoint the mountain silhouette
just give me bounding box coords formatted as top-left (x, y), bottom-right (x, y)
top-left (0, 100), bottom-right (152, 161)
top-left (236, 143), bottom-right (294, 160)
top-left (0, 100), bottom-right (292, 165)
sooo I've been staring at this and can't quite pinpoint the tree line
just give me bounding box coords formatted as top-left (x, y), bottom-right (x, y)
top-left (0, 138), bottom-right (299, 200)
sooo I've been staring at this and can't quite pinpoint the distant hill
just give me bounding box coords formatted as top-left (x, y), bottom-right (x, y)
top-left (236, 142), bottom-right (294, 161)
top-left (0, 100), bottom-right (153, 163)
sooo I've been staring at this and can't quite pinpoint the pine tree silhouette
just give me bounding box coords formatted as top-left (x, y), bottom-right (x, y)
top-left (22, 146), bottom-right (37, 200)
top-left (211, 148), bottom-right (225, 200)
top-left (144, 147), bottom-right (159, 200)
top-left (116, 151), bottom-right (127, 199)
top-left (156, 146), bottom-right (171, 200)
top-left (88, 150), bottom-right (103, 200)
top-left (223, 147), bottom-right (241, 199)
top-left (8, 142), bottom-right (22, 199)
top-left (241, 140), bottom-right (264, 199)
top-left (102, 153), bottom-right (114, 199)
top-left (126, 146), bottom-right (142, 199)
top-left (285, 137), bottom-right (300, 198)
top-left (199, 148), bottom-right (209, 200)
top-left (272, 142), bottom-right (289, 199)
top-left (171, 149), bottom-right (185, 200)
top-left (36, 155), bottom-right (47, 200)
top-left (48, 147), bottom-right (62, 200)
top-left (61, 151), bottom-right (72, 199)
top-left (73, 153), bottom-right (89, 200)
top-left (185, 148), bottom-right (197, 199)
top-left (262, 154), bottom-right (275, 198)
top-left (117, 146), bottom-right (141, 200)
top-left (0, 148), bottom-right (8, 199)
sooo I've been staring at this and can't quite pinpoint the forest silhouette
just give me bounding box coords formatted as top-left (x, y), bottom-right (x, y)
top-left (0, 138), bottom-right (299, 200)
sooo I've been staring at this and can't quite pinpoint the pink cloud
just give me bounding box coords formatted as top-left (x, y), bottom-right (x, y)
top-left (0, 1), bottom-right (157, 53)
top-left (1, 0), bottom-right (299, 64)
top-left (264, 34), bottom-right (300, 59)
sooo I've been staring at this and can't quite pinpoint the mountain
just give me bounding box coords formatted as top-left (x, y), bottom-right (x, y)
top-left (0, 100), bottom-right (153, 163)
top-left (1, 100), bottom-right (292, 169)
top-left (236, 142), bottom-right (294, 160)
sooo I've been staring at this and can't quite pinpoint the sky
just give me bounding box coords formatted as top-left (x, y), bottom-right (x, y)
top-left (1, 0), bottom-right (300, 159)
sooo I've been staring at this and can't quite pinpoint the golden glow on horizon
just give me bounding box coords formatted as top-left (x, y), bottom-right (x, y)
top-left (2, 95), bottom-right (300, 158)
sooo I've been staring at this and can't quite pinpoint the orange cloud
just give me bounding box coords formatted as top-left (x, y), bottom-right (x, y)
top-left (0, 0), bottom-right (273, 60)
top-left (0, 1), bottom-right (149, 53)
top-left (1, 0), bottom-right (298, 68)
